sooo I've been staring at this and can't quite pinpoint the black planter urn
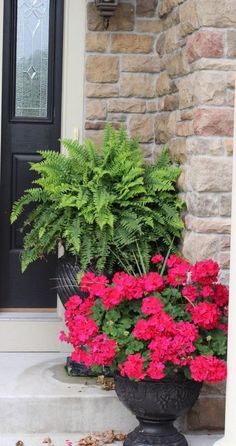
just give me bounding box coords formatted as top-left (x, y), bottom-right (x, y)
top-left (114, 374), bottom-right (202, 446)
top-left (56, 256), bottom-right (83, 307)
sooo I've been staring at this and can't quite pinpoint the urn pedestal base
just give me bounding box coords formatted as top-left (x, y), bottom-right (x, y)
top-left (124, 419), bottom-right (187, 446)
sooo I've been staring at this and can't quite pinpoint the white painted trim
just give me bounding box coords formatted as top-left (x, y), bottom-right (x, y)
top-left (61, 0), bottom-right (86, 142)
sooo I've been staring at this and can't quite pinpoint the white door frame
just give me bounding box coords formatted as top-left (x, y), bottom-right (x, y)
top-left (0, 0), bottom-right (86, 351)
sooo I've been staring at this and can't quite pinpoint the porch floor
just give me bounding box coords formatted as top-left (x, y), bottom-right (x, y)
top-left (0, 353), bottom-right (222, 445)
top-left (0, 433), bottom-right (221, 446)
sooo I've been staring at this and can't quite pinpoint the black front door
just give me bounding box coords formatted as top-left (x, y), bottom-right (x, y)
top-left (0, 0), bottom-right (64, 308)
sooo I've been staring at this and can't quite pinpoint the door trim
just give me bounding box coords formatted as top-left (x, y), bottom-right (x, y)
top-left (61, 0), bottom-right (86, 142)
top-left (0, 0), bottom-right (86, 351)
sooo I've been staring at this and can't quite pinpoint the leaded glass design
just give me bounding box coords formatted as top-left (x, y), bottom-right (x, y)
top-left (15, 0), bottom-right (50, 118)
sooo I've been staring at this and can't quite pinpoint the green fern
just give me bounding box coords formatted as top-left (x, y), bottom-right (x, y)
top-left (11, 124), bottom-right (184, 274)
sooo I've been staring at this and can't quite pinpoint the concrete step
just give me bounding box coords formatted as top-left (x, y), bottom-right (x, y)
top-left (0, 353), bottom-right (223, 443)
top-left (0, 353), bottom-right (136, 433)
top-left (0, 434), bottom-right (222, 446)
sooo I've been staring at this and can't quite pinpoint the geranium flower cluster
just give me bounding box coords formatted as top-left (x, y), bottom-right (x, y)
top-left (60, 254), bottom-right (228, 384)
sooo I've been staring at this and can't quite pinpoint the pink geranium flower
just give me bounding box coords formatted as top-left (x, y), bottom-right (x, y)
top-left (60, 254), bottom-right (228, 385)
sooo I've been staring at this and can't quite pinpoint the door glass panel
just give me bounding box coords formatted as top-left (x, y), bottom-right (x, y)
top-left (15, 0), bottom-right (50, 118)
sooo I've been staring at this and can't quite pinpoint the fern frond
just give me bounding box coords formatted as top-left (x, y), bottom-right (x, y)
top-left (11, 124), bottom-right (184, 275)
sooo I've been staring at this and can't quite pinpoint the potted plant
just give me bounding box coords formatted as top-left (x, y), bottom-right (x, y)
top-left (60, 253), bottom-right (228, 446)
top-left (11, 125), bottom-right (184, 305)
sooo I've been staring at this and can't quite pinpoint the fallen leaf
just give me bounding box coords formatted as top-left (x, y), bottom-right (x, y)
top-left (42, 437), bottom-right (53, 444)
top-left (78, 435), bottom-right (99, 446)
top-left (97, 375), bottom-right (115, 391)
top-left (78, 431), bottom-right (126, 446)
top-left (115, 433), bottom-right (127, 442)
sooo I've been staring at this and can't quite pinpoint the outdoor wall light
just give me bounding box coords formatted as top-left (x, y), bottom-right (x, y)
top-left (95, 0), bottom-right (119, 29)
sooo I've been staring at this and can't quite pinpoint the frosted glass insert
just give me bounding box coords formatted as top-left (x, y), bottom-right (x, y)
top-left (15, 0), bottom-right (50, 118)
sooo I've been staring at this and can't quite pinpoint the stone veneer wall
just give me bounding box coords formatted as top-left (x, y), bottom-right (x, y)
top-left (85, 0), bottom-right (236, 431)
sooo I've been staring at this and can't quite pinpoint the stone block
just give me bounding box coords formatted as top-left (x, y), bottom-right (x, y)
top-left (86, 83), bottom-right (119, 98)
top-left (179, 0), bottom-right (199, 37)
top-left (168, 109), bottom-right (180, 136)
top-left (165, 27), bottom-right (178, 53)
top-left (159, 0), bottom-right (184, 17)
top-left (136, 19), bottom-right (163, 33)
top-left (159, 0), bottom-right (174, 17)
top-left (219, 269), bottom-right (230, 285)
top-left (182, 232), bottom-right (219, 262)
top-left (186, 30), bottom-right (224, 63)
top-left (178, 75), bottom-right (194, 109)
top-left (192, 58), bottom-right (236, 71)
top-left (120, 74), bottom-right (155, 98)
top-left (122, 55), bottom-right (160, 73)
top-left (178, 71), bottom-right (227, 109)
top-left (227, 72), bottom-right (236, 88)
top-left (107, 113), bottom-right (127, 123)
top-left (86, 56), bottom-right (119, 83)
top-left (187, 397), bottom-right (225, 430)
top-left (176, 120), bottom-right (194, 136)
top-left (186, 192), bottom-right (219, 217)
top-left (84, 130), bottom-right (104, 148)
top-left (140, 144), bottom-right (154, 161)
top-left (201, 382), bottom-right (226, 396)
top-left (193, 108), bottom-right (234, 137)
top-left (224, 138), bottom-right (233, 155)
top-left (219, 252), bottom-right (230, 269)
top-left (197, 0), bottom-right (236, 27)
top-left (158, 98), bottom-right (165, 111)
top-left (86, 33), bottom-right (109, 52)
top-left (156, 33), bottom-right (166, 56)
top-left (165, 51), bottom-right (190, 77)
top-left (220, 194), bottom-right (232, 216)
top-left (129, 115), bottom-right (155, 142)
top-left (180, 110), bottom-right (193, 121)
top-left (227, 89), bottom-right (235, 107)
top-left (221, 236), bottom-right (231, 251)
top-left (153, 145), bottom-right (164, 162)
top-left (193, 72), bottom-right (226, 106)
top-left (108, 99), bottom-right (146, 114)
top-left (185, 215), bottom-right (231, 234)
top-left (169, 138), bottom-right (187, 163)
top-left (155, 114), bottom-right (171, 143)
top-left (186, 137), bottom-right (225, 156)
top-left (155, 112), bottom-right (179, 144)
top-left (87, 3), bottom-right (135, 32)
top-left (189, 157), bottom-right (232, 192)
top-left (85, 121), bottom-right (120, 131)
top-left (137, 0), bottom-right (158, 17)
top-left (86, 99), bottom-right (106, 120)
top-left (156, 72), bottom-right (173, 96)
top-left (111, 34), bottom-right (154, 54)
top-left (161, 94), bottom-right (179, 111)
top-left (162, 7), bottom-right (181, 30)
top-left (147, 101), bottom-right (159, 113)
top-left (177, 168), bottom-right (188, 192)
top-left (227, 30), bottom-right (236, 57)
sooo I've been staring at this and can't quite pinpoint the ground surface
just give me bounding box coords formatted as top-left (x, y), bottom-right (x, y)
top-left (0, 353), bottom-right (222, 445)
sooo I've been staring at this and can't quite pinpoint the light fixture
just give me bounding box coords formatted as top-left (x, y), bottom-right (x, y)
top-left (95, 0), bottom-right (119, 30)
